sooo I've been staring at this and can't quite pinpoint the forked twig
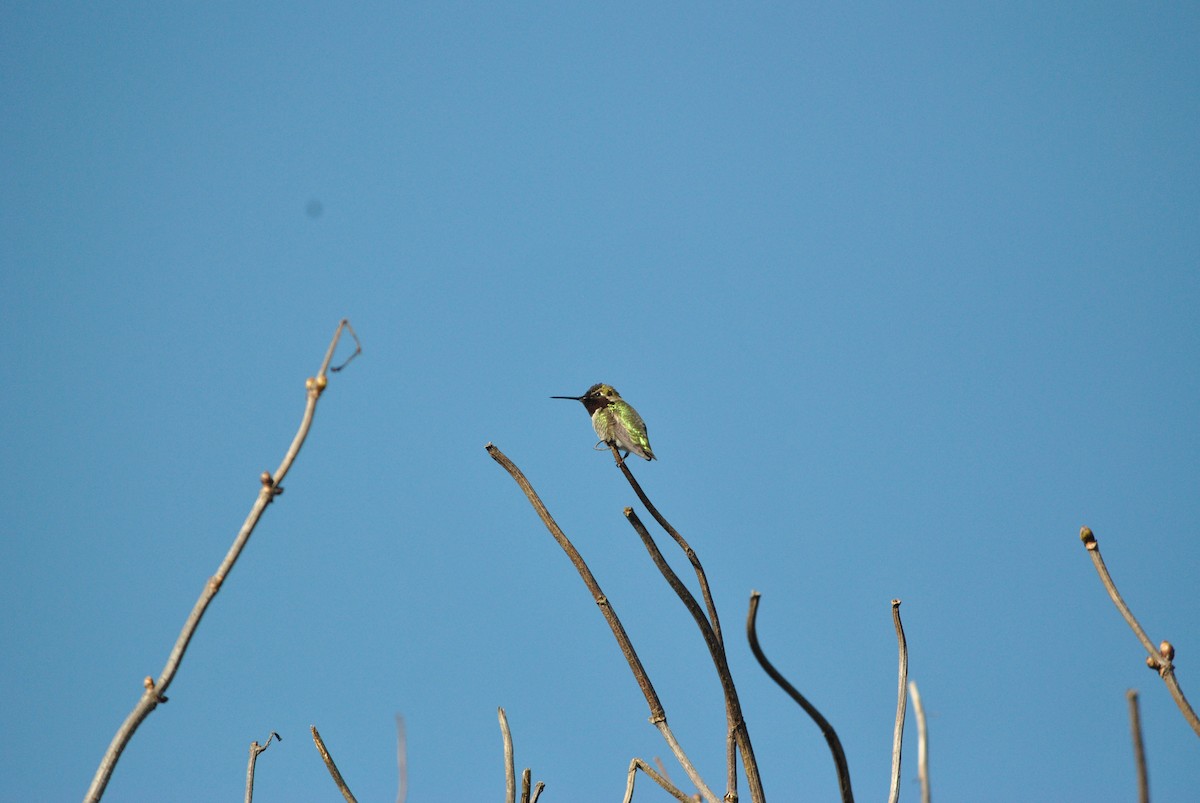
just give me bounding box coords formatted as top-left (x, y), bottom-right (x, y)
top-left (623, 758), bottom-right (697, 803)
top-left (245, 731), bottom-right (281, 803)
top-left (909, 681), bottom-right (930, 803)
top-left (746, 591), bottom-right (853, 803)
top-left (85, 320), bottom-right (358, 802)
top-left (625, 508), bottom-right (763, 803)
top-left (487, 444), bottom-right (718, 803)
top-left (1080, 526), bottom-right (1200, 737)
top-left (1127, 689), bottom-right (1149, 803)
top-left (312, 725), bottom-right (357, 803)
top-left (614, 448), bottom-right (723, 646)
top-left (888, 600), bottom-right (908, 803)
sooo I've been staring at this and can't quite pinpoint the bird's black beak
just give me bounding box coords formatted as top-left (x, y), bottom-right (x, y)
top-left (550, 395), bottom-right (584, 401)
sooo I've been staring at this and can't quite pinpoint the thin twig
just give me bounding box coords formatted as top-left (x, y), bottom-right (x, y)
top-left (395, 714), bottom-right (408, 803)
top-left (530, 781), bottom-right (546, 803)
top-left (625, 508), bottom-right (762, 803)
top-left (499, 707), bottom-right (516, 803)
top-left (1127, 689), bottom-right (1149, 803)
top-left (888, 600), bottom-right (908, 803)
top-left (1080, 526), bottom-right (1200, 737)
top-left (312, 725), bottom-right (357, 803)
top-left (746, 591), bottom-right (854, 803)
top-left (244, 731), bottom-right (281, 803)
top-left (909, 681), bottom-right (930, 803)
top-left (521, 768), bottom-right (532, 803)
top-left (328, 320), bottom-right (362, 372)
top-left (85, 320), bottom-right (357, 802)
top-left (726, 727), bottom-right (738, 803)
top-left (614, 448), bottom-right (723, 647)
top-left (623, 758), bottom-right (698, 803)
top-left (487, 444), bottom-right (718, 803)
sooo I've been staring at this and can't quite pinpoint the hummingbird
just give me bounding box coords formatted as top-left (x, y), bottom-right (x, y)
top-left (552, 383), bottom-right (656, 462)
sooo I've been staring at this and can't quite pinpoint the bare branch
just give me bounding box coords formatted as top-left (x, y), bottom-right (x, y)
top-left (311, 725), bottom-right (357, 803)
top-left (623, 758), bottom-right (698, 803)
top-left (1127, 690), bottom-right (1149, 803)
top-left (1080, 526), bottom-right (1200, 737)
top-left (395, 714), bottom-right (408, 803)
top-left (245, 731), bottom-right (281, 803)
top-left (85, 320), bottom-right (358, 802)
top-left (908, 682), bottom-right (930, 803)
top-left (487, 444), bottom-right (718, 803)
top-left (521, 768), bottom-right (532, 803)
top-left (530, 781), bottom-right (546, 803)
top-left (614, 447), bottom-right (723, 647)
top-left (746, 591), bottom-right (854, 803)
top-left (499, 707), bottom-right (516, 803)
top-left (624, 508), bottom-right (762, 803)
top-left (888, 600), bottom-right (909, 803)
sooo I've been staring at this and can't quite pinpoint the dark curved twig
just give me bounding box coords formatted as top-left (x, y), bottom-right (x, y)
top-left (1080, 526), bottom-right (1200, 737)
top-left (625, 508), bottom-right (763, 803)
top-left (746, 591), bottom-right (854, 803)
top-left (244, 731), bottom-right (281, 803)
top-left (1126, 689), bottom-right (1149, 803)
top-left (888, 600), bottom-right (908, 803)
top-left (312, 725), bottom-right (357, 803)
top-left (487, 444), bottom-right (718, 803)
top-left (85, 320), bottom-right (358, 802)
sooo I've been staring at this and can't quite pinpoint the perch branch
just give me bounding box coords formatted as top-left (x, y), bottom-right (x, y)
top-left (85, 319), bottom-right (357, 802)
top-left (1080, 526), bottom-right (1200, 737)
top-left (244, 731), bottom-right (281, 803)
top-left (888, 600), bottom-right (908, 803)
top-left (312, 725), bottom-right (357, 803)
top-left (746, 591), bottom-right (853, 803)
top-left (615, 448), bottom-right (723, 647)
top-left (625, 508), bottom-right (763, 803)
top-left (487, 444), bottom-right (718, 803)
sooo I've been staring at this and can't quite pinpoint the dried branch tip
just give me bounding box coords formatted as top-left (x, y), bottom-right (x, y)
top-left (1079, 526), bottom-right (1097, 549)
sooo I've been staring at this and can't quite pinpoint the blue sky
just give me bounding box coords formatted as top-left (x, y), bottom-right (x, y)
top-left (3, 3), bottom-right (1198, 800)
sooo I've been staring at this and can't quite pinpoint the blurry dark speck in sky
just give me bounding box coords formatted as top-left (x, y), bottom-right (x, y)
top-left (306, 198), bottom-right (323, 218)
